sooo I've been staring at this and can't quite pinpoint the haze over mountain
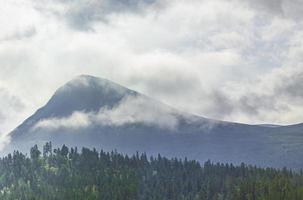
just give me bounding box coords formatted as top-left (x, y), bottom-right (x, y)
top-left (8, 75), bottom-right (303, 169)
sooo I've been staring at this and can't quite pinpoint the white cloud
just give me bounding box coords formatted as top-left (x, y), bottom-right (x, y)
top-left (34, 111), bottom-right (91, 130)
top-left (34, 95), bottom-right (179, 131)
top-left (0, 0), bottom-right (303, 148)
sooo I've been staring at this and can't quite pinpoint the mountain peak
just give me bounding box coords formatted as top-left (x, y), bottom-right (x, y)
top-left (77, 74), bottom-right (99, 79)
top-left (10, 75), bottom-right (138, 139)
top-left (71, 74), bottom-right (110, 83)
top-left (61, 75), bottom-right (120, 92)
top-left (8, 75), bottom-right (303, 169)
top-left (49, 75), bottom-right (138, 116)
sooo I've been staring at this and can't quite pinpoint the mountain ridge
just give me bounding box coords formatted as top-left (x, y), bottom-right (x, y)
top-left (7, 75), bottom-right (303, 169)
top-left (11, 75), bottom-right (138, 139)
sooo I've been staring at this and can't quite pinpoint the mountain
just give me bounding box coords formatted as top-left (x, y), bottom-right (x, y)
top-left (8, 75), bottom-right (303, 169)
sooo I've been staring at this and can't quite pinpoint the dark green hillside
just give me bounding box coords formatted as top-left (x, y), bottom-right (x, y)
top-left (0, 143), bottom-right (303, 200)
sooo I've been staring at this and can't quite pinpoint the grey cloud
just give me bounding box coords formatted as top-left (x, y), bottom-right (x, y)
top-left (244, 0), bottom-right (303, 20)
top-left (207, 90), bottom-right (234, 118)
top-left (33, 0), bottom-right (158, 30)
top-left (245, 0), bottom-right (283, 15)
top-left (0, 88), bottom-right (25, 150)
top-left (188, 89), bottom-right (280, 122)
top-left (0, 88), bottom-right (25, 113)
top-left (238, 94), bottom-right (285, 116)
top-left (0, 27), bottom-right (36, 42)
top-left (0, 88), bottom-right (25, 127)
top-left (283, 0), bottom-right (303, 20)
top-left (162, 64), bottom-right (303, 124)
top-left (273, 68), bottom-right (303, 101)
top-left (212, 66), bottom-right (303, 123)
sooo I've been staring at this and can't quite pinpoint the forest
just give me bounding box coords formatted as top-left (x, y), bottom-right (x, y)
top-left (0, 142), bottom-right (303, 200)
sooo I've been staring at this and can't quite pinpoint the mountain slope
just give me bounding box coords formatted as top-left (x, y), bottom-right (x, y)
top-left (8, 75), bottom-right (303, 169)
top-left (11, 75), bottom-right (138, 138)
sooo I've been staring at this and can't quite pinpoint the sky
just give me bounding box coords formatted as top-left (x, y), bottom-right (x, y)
top-left (1, 0), bottom-right (303, 141)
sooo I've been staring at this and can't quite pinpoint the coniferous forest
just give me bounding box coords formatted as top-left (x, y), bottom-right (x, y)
top-left (0, 143), bottom-right (303, 200)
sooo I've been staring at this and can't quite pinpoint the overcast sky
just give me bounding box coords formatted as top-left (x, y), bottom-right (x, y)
top-left (1, 0), bottom-right (303, 139)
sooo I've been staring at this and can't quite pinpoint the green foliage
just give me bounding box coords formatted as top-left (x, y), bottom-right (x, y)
top-left (0, 144), bottom-right (302, 199)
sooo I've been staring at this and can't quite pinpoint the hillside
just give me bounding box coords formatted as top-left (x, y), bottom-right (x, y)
top-left (1, 144), bottom-right (302, 200)
top-left (7, 75), bottom-right (303, 169)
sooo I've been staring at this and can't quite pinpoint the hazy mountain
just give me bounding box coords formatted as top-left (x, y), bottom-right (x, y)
top-left (8, 75), bottom-right (303, 169)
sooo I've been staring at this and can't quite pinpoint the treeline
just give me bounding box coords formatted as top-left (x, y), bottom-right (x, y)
top-left (0, 143), bottom-right (303, 200)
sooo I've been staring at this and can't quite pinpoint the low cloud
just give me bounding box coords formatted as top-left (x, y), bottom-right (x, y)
top-left (34, 111), bottom-right (91, 130)
top-left (34, 95), bottom-right (179, 131)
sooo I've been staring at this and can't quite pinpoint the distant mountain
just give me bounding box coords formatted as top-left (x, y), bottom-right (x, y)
top-left (257, 124), bottom-right (282, 128)
top-left (8, 75), bottom-right (303, 169)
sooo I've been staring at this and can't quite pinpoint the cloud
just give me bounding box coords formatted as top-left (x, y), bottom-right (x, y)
top-left (34, 95), bottom-right (179, 131)
top-left (0, 0), bottom-right (303, 148)
top-left (0, 26), bottom-right (36, 42)
top-left (0, 88), bottom-right (26, 150)
top-left (244, 0), bottom-right (303, 20)
top-left (32, 0), bottom-right (158, 30)
top-left (244, 0), bottom-right (284, 15)
top-left (34, 111), bottom-right (91, 130)
top-left (216, 65), bottom-right (303, 124)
